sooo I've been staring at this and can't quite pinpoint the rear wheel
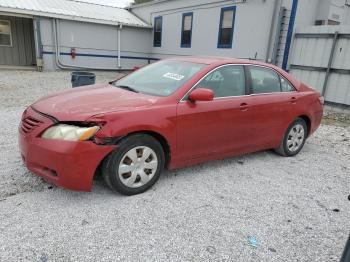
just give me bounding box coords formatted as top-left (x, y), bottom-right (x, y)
top-left (275, 118), bottom-right (307, 157)
top-left (102, 134), bottom-right (165, 195)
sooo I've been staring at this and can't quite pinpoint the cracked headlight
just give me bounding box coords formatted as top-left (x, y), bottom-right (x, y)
top-left (41, 124), bottom-right (100, 141)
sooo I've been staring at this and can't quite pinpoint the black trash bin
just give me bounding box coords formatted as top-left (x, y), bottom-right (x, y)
top-left (71, 71), bottom-right (96, 88)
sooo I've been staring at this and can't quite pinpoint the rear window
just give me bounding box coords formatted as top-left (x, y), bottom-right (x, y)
top-left (249, 66), bottom-right (281, 94)
top-left (280, 76), bottom-right (295, 92)
top-left (249, 66), bottom-right (296, 94)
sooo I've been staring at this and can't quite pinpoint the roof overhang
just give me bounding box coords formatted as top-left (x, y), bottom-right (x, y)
top-left (130, 0), bottom-right (173, 9)
top-left (0, 7), bottom-right (152, 28)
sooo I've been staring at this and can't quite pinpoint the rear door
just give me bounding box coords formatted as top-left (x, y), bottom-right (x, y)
top-left (246, 65), bottom-right (298, 149)
top-left (176, 65), bottom-right (255, 162)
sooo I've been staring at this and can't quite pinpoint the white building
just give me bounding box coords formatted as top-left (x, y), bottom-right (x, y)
top-left (0, 0), bottom-right (349, 71)
top-left (0, 0), bottom-right (153, 70)
top-left (130, 0), bottom-right (350, 70)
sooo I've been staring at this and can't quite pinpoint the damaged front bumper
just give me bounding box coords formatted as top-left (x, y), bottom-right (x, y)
top-left (18, 107), bottom-right (116, 191)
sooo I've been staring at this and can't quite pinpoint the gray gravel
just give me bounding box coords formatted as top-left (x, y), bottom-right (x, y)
top-left (0, 70), bottom-right (120, 198)
top-left (0, 70), bottom-right (349, 262)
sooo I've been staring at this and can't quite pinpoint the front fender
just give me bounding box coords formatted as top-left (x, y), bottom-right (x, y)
top-left (88, 105), bottom-right (177, 158)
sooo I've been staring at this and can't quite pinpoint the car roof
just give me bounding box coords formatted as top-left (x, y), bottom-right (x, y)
top-left (167, 56), bottom-right (282, 69)
top-left (166, 56), bottom-right (301, 90)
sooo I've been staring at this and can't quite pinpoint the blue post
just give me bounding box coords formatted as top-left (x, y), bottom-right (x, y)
top-left (282, 0), bottom-right (299, 71)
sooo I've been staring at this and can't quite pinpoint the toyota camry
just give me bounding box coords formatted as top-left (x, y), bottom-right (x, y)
top-left (19, 57), bottom-right (323, 195)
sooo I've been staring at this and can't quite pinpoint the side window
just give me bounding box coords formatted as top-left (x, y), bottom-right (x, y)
top-left (280, 76), bottom-right (295, 92)
top-left (196, 65), bottom-right (245, 98)
top-left (249, 66), bottom-right (281, 94)
top-left (203, 70), bottom-right (223, 82)
top-left (153, 16), bottom-right (162, 47)
top-left (181, 12), bottom-right (193, 47)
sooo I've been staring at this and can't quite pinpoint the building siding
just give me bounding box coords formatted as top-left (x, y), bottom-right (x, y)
top-left (0, 15), bottom-right (35, 66)
top-left (132, 0), bottom-right (277, 61)
top-left (39, 18), bottom-right (153, 70)
top-left (289, 25), bottom-right (350, 105)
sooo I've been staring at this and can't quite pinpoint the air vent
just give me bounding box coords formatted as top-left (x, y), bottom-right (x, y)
top-left (21, 117), bottom-right (42, 133)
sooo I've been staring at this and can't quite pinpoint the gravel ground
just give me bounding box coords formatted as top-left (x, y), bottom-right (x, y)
top-left (0, 70), bottom-right (349, 262)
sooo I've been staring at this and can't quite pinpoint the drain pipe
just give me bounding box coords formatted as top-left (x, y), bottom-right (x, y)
top-left (33, 17), bottom-right (43, 71)
top-left (265, 0), bottom-right (280, 63)
top-left (53, 19), bottom-right (131, 71)
top-left (117, 24), bottom-right (122, 68)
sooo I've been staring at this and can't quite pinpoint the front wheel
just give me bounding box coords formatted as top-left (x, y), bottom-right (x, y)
top-left (275, 118), bottom-right (307, 157)
top-left (102, 134), bottom-right (165, 195)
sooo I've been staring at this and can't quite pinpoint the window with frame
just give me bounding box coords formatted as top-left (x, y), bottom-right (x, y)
top-left (280, 76), bottom-right (295, 92)
top-left (249, 66), bottom-right (282, 94)
top-left (0, 20), bottom-right (12, 46)
top-left (181, 12), bottom-right (193, 48)
top-left (153, 16), bottom-right (162, 47)
top-left (196, 65), bottom-right (245, 98)
top-left (218, 7), bottom-right (236, 48)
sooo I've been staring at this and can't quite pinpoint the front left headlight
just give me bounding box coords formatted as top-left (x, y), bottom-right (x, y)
top-left (41, 124), bottom-right (100, 141)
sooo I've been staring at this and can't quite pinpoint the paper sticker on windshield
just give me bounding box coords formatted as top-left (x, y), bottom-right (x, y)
top-left (163, 72), bottom-right (185, 81)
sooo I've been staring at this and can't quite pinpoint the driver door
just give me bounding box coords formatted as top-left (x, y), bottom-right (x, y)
top-left (176, 65), bottom-right (254, 163)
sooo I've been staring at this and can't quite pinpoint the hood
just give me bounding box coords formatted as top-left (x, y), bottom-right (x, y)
top-left (32, 83), bottom-right (158, 121)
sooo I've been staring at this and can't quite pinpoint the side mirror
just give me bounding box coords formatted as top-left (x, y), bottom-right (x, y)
top-left (188, 88), bottom-right (214, 102)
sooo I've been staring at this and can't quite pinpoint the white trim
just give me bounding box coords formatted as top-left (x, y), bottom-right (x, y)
top-left (0, 19), bottom-right (12, 47)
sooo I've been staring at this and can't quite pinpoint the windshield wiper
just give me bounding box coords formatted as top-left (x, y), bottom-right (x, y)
top-left (114, 85), bottom-right (139, 93)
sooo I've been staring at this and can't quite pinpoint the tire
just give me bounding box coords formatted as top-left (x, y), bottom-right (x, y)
top-left (274, 118), bottom-right (308, 157)
top-left (102, 134), bottom-right (165, 195)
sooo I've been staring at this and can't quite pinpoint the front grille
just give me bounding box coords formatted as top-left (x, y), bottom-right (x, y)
top-left (21, 116), bottom-right (42, 133)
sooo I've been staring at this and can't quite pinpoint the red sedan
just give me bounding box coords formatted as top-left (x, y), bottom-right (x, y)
top-left (19, 57), bottom-right (323, 195)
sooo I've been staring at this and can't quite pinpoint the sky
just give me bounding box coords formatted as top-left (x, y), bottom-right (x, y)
top-left (75, 0), bottom-right (134, 8)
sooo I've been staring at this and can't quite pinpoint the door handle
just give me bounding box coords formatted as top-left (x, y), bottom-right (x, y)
top-left (290, 97), bottom-right (297, 104)
top-left (240, 103), bottom-right (248, 111)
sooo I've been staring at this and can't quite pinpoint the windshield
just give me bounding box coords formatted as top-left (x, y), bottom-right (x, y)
top-left (113, 60), bottom-right (206, 96)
